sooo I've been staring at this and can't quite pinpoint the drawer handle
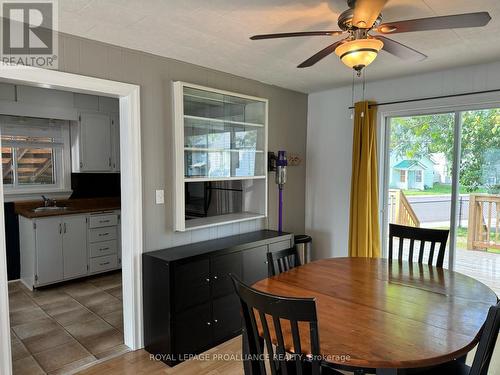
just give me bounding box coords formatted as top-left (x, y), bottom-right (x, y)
top-left (98, 232), bottom-right (110, 237)
top-left (205, 278), bottom-right (210, 283)
top-left (213, 276), bottom-right (218, 280)
top-left (214, 319), bottom-right (218, 323)
top-left (99, 261), bottom-right (111, 266)
top-left (99, 247), bottom-right (110, 251)
top-left (207, 322), bottom-right (211, 326)
top-left (99, 220), bottom-right (111, 223)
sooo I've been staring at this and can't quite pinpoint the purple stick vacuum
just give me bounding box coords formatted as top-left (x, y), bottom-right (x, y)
top-left (276, 151), bottom-right (287, 234)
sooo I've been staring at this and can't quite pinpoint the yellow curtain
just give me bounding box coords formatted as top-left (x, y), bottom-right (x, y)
top-left (349, 101), bottom-right (381, 258)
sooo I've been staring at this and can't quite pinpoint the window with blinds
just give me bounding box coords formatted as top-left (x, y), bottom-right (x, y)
top-left (0, 115), bottom-right (70, 192)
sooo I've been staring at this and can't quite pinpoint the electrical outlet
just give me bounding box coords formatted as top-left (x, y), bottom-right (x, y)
top-left (155, 189), bottom-right (165, 204)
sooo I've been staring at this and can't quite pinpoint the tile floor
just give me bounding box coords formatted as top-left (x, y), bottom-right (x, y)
top-left (8, 271), bottom-right (128, 375)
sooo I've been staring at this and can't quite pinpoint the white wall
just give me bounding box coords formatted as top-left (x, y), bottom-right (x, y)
top-left (306, 61), bottom-right (500, 259)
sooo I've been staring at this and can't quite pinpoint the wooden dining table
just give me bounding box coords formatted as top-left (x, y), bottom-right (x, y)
top-left (251, 257), bottom-right (498, 374)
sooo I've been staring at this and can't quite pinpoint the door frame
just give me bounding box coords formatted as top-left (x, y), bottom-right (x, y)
top-left (0, 64), bottom-right (143, 375)
top-left (377, 92), bottom-right (500, 267)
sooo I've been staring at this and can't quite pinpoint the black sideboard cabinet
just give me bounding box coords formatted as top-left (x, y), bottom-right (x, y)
top-left (143, 230), bottom-right (293, 365)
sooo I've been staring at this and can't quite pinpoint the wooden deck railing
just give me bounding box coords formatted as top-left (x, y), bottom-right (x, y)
top-left (388, 189), bottom-right (420, 228)
top-left (467, 194), bottom-right (500, 250)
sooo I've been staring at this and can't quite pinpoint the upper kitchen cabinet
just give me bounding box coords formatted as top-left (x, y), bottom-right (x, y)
top-left (71, 95), bottom-right (120, 173)
top-left (72, 112), bottom-right (112, 172)
top-left (173, 82), bottom-right (268, 231)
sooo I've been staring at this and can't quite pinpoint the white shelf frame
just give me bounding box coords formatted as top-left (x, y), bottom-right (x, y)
top-left (173, 81), bottom-right (268, 232)
top-left (184, 114), bottom-right (264, 128)
top-left (184, 147), bottom-right (264, 153)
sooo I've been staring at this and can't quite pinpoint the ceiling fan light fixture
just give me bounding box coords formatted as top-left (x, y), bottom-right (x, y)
top-left (335, 38), bottom-right (384, 71)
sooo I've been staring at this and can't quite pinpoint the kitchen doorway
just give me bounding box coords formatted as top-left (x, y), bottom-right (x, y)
top-left (0, 65), bottom-right (143, 375)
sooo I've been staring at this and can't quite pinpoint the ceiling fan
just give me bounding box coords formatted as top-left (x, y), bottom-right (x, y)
top-left (250, 0), bottom-right (491, 75)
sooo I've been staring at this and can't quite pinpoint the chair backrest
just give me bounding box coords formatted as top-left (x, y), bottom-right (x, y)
top-left (469, 301), bottom-right (500, 375)
top-left (231, 275), bottom-right (321, 375)
top-left (389, 224), bottom-right (449, 267)
top-left (267, 247), bottom-right (301, 277)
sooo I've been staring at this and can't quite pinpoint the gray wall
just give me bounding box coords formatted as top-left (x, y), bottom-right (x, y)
top-left (57, 33), bottom-right (308, 252)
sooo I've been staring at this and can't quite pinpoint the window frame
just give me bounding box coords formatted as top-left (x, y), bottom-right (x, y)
top-left (400, 170), bottom-right (406, 183)
top-left (415, 170), bottom-right (423, 183)
top-left (1, 117), bottom-right (72, 196)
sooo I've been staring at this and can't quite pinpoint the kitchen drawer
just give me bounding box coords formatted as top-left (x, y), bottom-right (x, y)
top-left (268, 240), bottom-right (291, 252)
top-left (89, 240), bottom-right (117, 258)
top-left (89, 226), bottom-right (117, 243)
top-left (89, 214), bottom-right (118, 228)
top-left (89, 254), bottom-right (117, 273)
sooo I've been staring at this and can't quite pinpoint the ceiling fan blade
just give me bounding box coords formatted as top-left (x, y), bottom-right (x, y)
top-left (352, 0), bottom-right (389, 29)
top-left (297, 40), bottom-right (346, 68)
top-left (376, 12), bottom-right (491, 34)
top-left (375, 36), bottom-right (427, 61)
top-left (250, 31), bottom-right (344, 40)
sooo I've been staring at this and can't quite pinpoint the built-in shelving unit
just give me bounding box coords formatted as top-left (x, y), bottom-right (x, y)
top-left (173, 82), bottom-right (268, 231)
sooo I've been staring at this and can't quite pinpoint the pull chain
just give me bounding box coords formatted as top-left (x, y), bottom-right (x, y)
top-left (361, 69), bottom-right (366, 118)
top-left (350, 70), bottom-right (355, 119)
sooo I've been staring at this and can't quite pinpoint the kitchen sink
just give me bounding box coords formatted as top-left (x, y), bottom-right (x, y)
top-left (33, 206), bottom-right (69, 212)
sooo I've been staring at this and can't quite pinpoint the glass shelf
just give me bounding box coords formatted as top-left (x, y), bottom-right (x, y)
top-left (174, 82), bottom-right (268, 231)
top-left (184, 149), bottom-right (264, 178)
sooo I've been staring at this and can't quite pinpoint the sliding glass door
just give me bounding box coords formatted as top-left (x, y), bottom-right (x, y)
top-left (383, 107), bottom-right (500, 289)
top-left (385, 111), bottom-right (456, 268)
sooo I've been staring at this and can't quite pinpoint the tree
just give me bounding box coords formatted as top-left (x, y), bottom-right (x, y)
top-left (390, 109), bottom-right (500, 192)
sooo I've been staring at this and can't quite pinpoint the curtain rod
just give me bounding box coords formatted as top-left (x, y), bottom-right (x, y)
top-left (348, 88), bottom-right (500, 109)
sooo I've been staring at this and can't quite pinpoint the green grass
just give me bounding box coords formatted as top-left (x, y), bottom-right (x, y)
top-left (403, 183), bottom-right (487, 196)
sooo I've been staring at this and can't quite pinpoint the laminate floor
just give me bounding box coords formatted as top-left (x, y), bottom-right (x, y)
top-left (8, 272), bottom-right (127, 375)
top-left (75, 334), bottom-right (500, 375)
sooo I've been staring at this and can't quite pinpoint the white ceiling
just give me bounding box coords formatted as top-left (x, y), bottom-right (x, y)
top-left (59, 0), bottom-right (500, 93)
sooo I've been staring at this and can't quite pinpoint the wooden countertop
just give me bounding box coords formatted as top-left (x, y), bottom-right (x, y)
top-left (15, 197), bottom-right (121, 218)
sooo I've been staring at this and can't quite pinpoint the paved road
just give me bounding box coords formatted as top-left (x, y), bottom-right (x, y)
top-left (406, 195), bottom-right (470, 223)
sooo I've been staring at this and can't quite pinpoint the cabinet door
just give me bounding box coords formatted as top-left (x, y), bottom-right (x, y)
top-left (242, 245), bottom-right (268, 285)
top-left (79, 112), bottom-right (112, 171)
top-left (35, 217), bottom-right (63, 285)
top-left (173, 258), bottom-right (210, 313)
top-left (211, 251), bottom-right (242, 299)
top-left (213, 293), bottom-right (241, 343)
top-left (173, 302), bottom-right (212, 358)
top-left (62, 215), bottom-right (88, 279)
top-left (110, 113), bottom-right (120, 171)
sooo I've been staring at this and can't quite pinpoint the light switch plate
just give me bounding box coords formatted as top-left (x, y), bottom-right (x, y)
top-left (155, 189), bottom-right (164, 204)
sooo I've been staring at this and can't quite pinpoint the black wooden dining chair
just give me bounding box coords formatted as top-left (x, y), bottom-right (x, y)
top-left (231, 275), bottom-right (342, 375)
top-left (389, 224), bottom-right (449, 267)
top-left (267, 247), bottom-right (301, 277)
top-left (417, 301), bottom-right (500, 375)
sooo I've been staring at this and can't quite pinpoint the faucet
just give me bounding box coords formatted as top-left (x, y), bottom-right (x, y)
top-left (41, 195), bottom-right (56, 207)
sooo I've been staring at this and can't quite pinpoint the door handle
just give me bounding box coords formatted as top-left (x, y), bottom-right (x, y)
top-left (63, 223), bottom-right (67, 233)
top-left (59, 223), bottom-right (62, 234)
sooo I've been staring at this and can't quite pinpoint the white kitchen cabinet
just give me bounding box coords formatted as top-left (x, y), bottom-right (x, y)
top-left (35, 217), bottom-right (64, 285)
top-left (71, 112), bottom-right (112, 172)
top-left (20, 214), bottom-right (88, 288)
top-left (62, 215), bottom-right (88, 279)
top-left (87, 211), bottom-right (121, 274)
